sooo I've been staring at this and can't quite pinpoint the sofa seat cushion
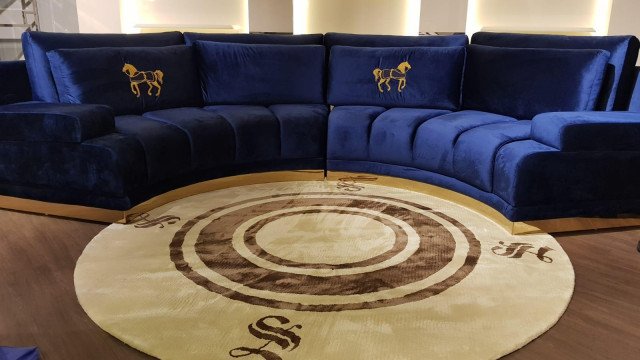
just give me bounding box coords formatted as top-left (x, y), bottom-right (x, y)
top-left (196, 41), bottom-right (325, 105)
top-left (327, 106), bottom-right (387, 161)
top-left (203, 105), bottom-right (328, 163)
top-left (413, 110), bottom-right (516, 176)
top-left (268, 104), bottom-right (329, 159)
top-left (369, 108), bottom-right (451, 166)
top-left (115, 115), bottom-right (192, 184)
top-left (453, 121), bottom-right (531, 192)
top-left (328, 46), bottom-right (465, 109)
top-left (463, 44), bottom-right (610, 120)
top-left (471, 32), bottom-right (640, 111)
top-left (142, 108), bottom-right (236, 169)
top-left (47, 45), bottom-right (202, 115)
top-left (21, 31), bottom-right (184, 102)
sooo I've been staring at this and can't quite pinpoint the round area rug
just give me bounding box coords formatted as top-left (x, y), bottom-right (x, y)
top-left (75, 179), bottom-right (574, 360)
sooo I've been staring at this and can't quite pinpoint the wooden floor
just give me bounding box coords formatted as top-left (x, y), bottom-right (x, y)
top-left (0, 209), bottom-right (638, 360)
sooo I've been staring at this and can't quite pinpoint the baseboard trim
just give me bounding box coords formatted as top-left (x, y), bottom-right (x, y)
top-left (326, 171), bottom-right (640, 235)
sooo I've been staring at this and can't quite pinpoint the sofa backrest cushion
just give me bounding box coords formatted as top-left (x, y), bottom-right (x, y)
top-left (471, 32), bottom-right (640, 111)
top-left (184, 32), bottom-right (323, 45)
top-left (47, 45), bottom-right (202, 115)
top-left (0, 61), bottom-right (32, 105)
top-left (324, 32), bottom-right (469, 50)
top-left (195, 41), bottom-right (325, 105)
top-left (628, 66), bottom-right (640, 111)
top-left (22, 31), bottom-right (185, 103)
top-left (328, 46), bottom-right (465, 110)
top-left (462, 44), bottom-right (610, 120)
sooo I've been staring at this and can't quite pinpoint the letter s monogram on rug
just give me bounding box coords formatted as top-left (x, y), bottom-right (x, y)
top-left (229, 316), bottom-right (302, 360)
top-left (492, 241), bottom-right (554, 263)
top-left (373, 61), bottom-right (411, 93)
top-left (122, 63), bottom-right (164, 97)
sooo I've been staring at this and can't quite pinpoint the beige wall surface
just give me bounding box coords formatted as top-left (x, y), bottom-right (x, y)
top-left (249, 0), bottom-right (292, 33)
top-left (295, 0), bottom-right (421, 35)
top-left (121, 0), bottom-right (249, 33)
top-left (420, 0), bottom-right (467, 33)
top-left (77, 0), bottom-right (121, 33)
top-left (466, 0), bottom-right (611, 35)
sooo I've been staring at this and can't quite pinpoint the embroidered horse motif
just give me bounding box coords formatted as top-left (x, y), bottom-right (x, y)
top-left (373, 61), bottom-right (411, 93)
top-left (122, 63), bottom-right (164, 97)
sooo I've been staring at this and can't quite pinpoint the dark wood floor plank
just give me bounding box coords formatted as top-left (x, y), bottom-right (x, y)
top-left (1, 209), bottom-right (638, 359)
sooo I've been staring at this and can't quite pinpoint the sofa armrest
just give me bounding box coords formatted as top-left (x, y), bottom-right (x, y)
top-left (0, 102), bottom-right (115, 143)
top-left (531, 111), bottom-right (640, 151)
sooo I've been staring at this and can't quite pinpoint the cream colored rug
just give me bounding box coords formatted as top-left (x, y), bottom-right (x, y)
top-left (75, 179), bottom-right (574, 360)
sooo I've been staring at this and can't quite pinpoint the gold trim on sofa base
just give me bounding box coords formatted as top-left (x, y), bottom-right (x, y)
top-left (1, 169), bottom-right (639, 234)
top-left (326, 171), bottom-right (640, 235)
top-left (0, 170), bottom-right (325, 224)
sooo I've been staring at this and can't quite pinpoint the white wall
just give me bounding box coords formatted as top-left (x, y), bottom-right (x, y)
top-left (420, 0), bottom-right (467, 34)
top-left (466, 0), bottom-right (612, 36)
top-left (248, 0), bottom-right (292, 33)
top-left (76, 0), bottom-right (120, 33)
top-left (608, 0), bottom-right (640, 37)
top-left (38, 0), bottom-right (80, 33)
top-left (121, 0), bottom-right (249, 33)
top-left (294, 0), bottom-right (421, 35)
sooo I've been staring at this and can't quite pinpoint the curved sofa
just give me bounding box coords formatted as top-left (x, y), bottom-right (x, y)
top-left (2, 30), bottom-right (640, 232)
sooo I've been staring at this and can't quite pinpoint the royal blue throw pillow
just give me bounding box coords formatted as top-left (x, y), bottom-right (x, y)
top-left (195, 41), bottom-right (325, 105)
top-left (47, 45), bottom-right (202, 115)
top-left (21, 31), bottom-right (184, 102)
top-left (327, 46), bottom-right (465, 109)
top-left (462, 44), bottom-right (610, 120)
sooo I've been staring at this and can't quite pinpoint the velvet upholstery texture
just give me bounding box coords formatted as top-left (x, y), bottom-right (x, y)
top-left (453, 121), bottom-right (531, 192)
top-left (196, 41), bottom-right (325, 105)
top-left (324, 32), bottom-right (468, 49)
top-left (493, 140), bottom-right (640, 214)
top-left (0, 132), bottom-right (146, 198)
top-left (328, 46), bottom-right (465, 109)
top-left (328, 158), bottom-right (640, 221)
top-left (462, 44), bottom-right (609, 120)
top-left (368, 108), bottom-right (451, 166)
top-left (326, 106), bottom-right (387, 161)
top-left (47, 45), bottom-right (202, 115)
top-left (629, 66), bottom-right (640, 111)
top-left (184, 32), bottom-right (323, 46)
top-left (21, 31), bottom-right (184, 102)
top-left (412, 110), bottom-right (515, 175)
top-left (472, 32), bottom-right (640, 110)
top-left (0, 102), bottom-right (114, 142)
top-left (531, 111), bottom-right (640, 151)
top-left (0, 61), bottom-right (32, 105)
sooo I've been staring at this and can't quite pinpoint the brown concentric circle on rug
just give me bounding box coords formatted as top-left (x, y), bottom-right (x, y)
top-left (170, 193), bottom-right (481, 311)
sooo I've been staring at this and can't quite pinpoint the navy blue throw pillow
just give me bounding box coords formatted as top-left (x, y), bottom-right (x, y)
top-left (462, 44), bottom-right (610, 120)
top-left (195, 41), bottom-right (325, 105)
top-left (47, 45), bottom-right (202, 115)
top-left (328, 46), bottom-right (466, 110)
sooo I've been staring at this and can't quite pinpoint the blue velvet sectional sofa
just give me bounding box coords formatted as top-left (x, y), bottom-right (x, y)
top-left (2, 30), bottom-right (640, 226)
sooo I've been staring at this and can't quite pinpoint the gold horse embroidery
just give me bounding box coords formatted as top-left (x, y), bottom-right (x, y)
top-left (122, 63), bottom-right (164, 97)
top-left (373, 61), bottom-right (411, 93)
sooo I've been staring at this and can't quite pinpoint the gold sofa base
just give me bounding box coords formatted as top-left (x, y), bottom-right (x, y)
top-left (2, 169), bottom-right (639, 235)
